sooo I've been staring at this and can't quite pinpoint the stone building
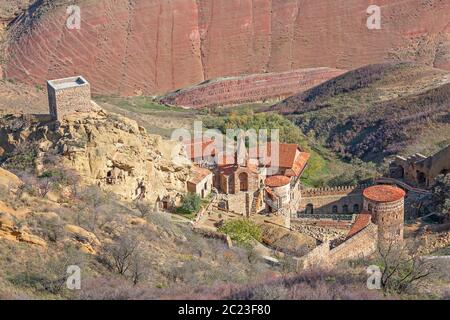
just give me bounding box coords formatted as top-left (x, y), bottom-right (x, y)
top-left (297, 184), bottom-right (406, 269)
top-left (363, 184), bottom-right (406, 245)
top-left (187, 165), bottom-right (213, 198)
top-left (183, 135), bottom-right (310, 219)
top-left (298, 185), bottom-right (366, 216)
top-left (389, 145), bottom-right (450, 188)
top-left (47, 76), bottom-right (92, 120)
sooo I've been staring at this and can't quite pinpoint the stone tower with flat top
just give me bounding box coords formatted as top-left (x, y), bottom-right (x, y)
top-left (47, 76), bottom-right (91, 120)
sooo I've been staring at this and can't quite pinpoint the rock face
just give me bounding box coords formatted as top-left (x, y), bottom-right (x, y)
top-left (160, 68), bottom-right (346, 108)
top-left (0, 201), bottom-right (47, 247)
top-left (0, 110), bottom-right (190, 205)
top-left (4, 0), bottom-right (450, 96)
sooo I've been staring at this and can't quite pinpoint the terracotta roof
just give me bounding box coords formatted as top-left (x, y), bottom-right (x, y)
top-left (249, 143), bottom-right (309, 170)
top-left (363, 185), bottom-right (406, 203)
top-left (265, 175), bottom-right (291, 187)
top-left (188, 165), bottom-right (212, 184)
top-left (288, 151), bottom-right (311, 177)
top-left (218, 164), bottom-right (234, 176)
top-left (183, 138), bottom-right (216, 161)
top-left (346, 212), bottom-right (372, 239)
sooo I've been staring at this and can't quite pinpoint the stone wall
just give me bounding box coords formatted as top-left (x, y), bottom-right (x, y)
top-left (299, 185), bottom-right (369, 215)
top-left (298, 223), bottom-right (378, 269)
top-left (390, 145), bottom-right (450, 188)
top-left (225, 192), bottom-right (253, 217)
top-left (161, 68), bottom-right (345, 108)
top-left (187, 174), bottom-right (213, 198)
top-left (290, 220), bottom-right (349, 242)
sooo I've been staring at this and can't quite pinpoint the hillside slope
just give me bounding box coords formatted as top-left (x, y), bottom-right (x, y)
top-left (271, 62), bottom-right (450, 162)
top-left (3, 0), bottom-right (450, 96)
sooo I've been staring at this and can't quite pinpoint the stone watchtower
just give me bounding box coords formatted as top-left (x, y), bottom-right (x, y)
top-left (363, 185), bottom-right (406, 246)
top-left (47, 76), bottom-right (92, 120)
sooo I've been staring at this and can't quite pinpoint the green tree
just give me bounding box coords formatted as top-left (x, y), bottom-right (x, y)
top-left (432, 173), bottom-right (450, 218)
top-left (178, 193), bottom-right (201, 215)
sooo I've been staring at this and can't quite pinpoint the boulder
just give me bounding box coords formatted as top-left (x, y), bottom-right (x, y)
top-left (0, 167), bottom-right (22, 189)
top-left (64, 224), bottom-right (101, 247)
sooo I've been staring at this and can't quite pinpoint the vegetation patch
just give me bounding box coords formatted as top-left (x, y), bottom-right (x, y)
top-left (219, 219), bottom-right (262, 246)
top-left (176, 193), bottom-right (202, 219)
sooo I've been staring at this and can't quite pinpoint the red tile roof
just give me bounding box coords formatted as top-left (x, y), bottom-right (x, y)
top-left (188, 165), bottom-right (212, 185)
top-left (218, 164), bottom-right (234, 176)
top-left (249, 143), bottom-right (309, 172)
top-left (265, 175), bottom-right (291, 187)
top-left (183, 138), bottom-right (216, 161)
top-left (363, 185), bottom-right (406, 203)
top-left (288, 151), bottom-right (310, 177)
top-left (346, 212), bottom-right (372, 239)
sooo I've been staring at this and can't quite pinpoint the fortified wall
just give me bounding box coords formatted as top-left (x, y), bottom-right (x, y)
top-left (298, 223), bottom-right (378, 269)
top-left (160, 68), bottom-right (345, 108)
top-left (298, 185), bottom-right (371, 216)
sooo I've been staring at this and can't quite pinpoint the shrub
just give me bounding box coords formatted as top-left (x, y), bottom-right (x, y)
top-left (432, 173), bottom-right (450, 217)
top-left (2, 142), bottom-right (38, 173)
top-left (177, 193), bottom-right (201, 215)
top-left (219, 219), bottom-right (262, 246)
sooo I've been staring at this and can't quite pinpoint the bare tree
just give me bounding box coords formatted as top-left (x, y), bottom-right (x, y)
top-left (377, 241), bottom-right (434, 294)
top-left (104, 233), bottom-right (141, 276)
top-left (134, 200), bottom-right (152, 219)
top-left (36, 176), bottom-right (54, 198)
top-left (129, 252), bottom-right (146, 286)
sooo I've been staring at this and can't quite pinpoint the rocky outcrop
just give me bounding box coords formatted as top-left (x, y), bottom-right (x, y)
top-left (0, 167), bottom-right (21, 188)
top-left (4, 0), bottom-right (450, 96)
top-left (64, 224), bottom-right (100, 254)
top-left (0, 109), bottom-right (191, 204)
top-left (0, 208), bottom-right (46, 247)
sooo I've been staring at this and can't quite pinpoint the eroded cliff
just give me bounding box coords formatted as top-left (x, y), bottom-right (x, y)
top-left (3, 0), bottom-right (450, 96)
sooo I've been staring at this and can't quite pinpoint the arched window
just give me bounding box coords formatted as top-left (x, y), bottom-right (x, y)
top-left (353, 204), bottom-right (360, 213)
top-left (332, 205), bottom-right (338, 214)
top-left (343, 205), bottom-right (349, 214)
top-left (305, 204), bottom-right (314, 215)
top-left (238, 172), bottom-right (249, 192)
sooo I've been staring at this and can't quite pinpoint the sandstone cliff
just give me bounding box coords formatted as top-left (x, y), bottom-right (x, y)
top-left (0, 109), bottom-right (190, 204)
top-left (4, 0), bottom-right (450, 96)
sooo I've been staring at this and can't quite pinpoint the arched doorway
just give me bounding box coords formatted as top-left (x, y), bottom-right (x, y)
top-left (397, 165), bottom-right (405, 179)
top-left (343, 204), bottom-right (349, 214)
top-left (305, 203), bottom-right (314, 215)
top-left (353, 204), bottom-right (360, 213)
top-left (239, 172), bottom-right (249, 192)
top-left (416, 171), bottom-right (427, 186)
